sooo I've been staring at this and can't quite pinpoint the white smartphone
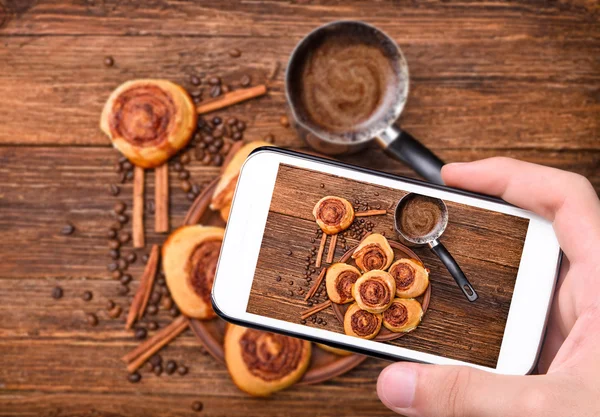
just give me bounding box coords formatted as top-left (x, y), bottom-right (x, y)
top-left (212, 147), bottom-right (561, 375)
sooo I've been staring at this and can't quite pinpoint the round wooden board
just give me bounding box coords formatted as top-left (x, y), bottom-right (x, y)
top-left (331, 240), bottom-right (431, 342)
top-left (184, 183), bottom-right (367, 386)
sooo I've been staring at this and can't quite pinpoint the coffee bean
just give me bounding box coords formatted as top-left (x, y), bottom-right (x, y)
top-left (212, 154), bottom-right (223, 166)
top-left (212, 116), bottom-right (222, 125)
top-left (86, 313), bottom-right (98, 326)
top-left (195, 148), bottom-right (205, 161)
top-left (149, 354), bottom-right (162, 367)
top-left (120, 274), bottom-right (132, 285)
top-left (201, 154), bottom-right (212, 166)
top-left (82, 291), bottom-right (93, 301)
top-left (111, 221), bottom-right (123, 231)
top-left (240, 74), bottom-right (251, 87)
top-left (180, 153), bottom-right (191, 164)
top-left (104, 56), bottom-right (114, 67)
top-left (61, 223), bottom-right (75, 235)
top-left (191, 90), bottom-right (203, 99)
top-left (236, 121), bottom-right (246, 131)
top-left (181, 180), bottom-right (192, 193)
top-left (122, 161), bottom-right (132, 171)
top-left (169, 307), bottom-right (180, 317)
top-left (322, 321), bottom-right (327, 326)
top-left (187, 192), bottom-right (196, 201)
top-left (228, 48), bottom-right (242, 58)
top-left (109, 249), bottom-right (120, 260)
top-left (275, 276), bottom-right (281, 282)
top-left (147, 304), bottom-right (158, 315)
top-left (153, 364), bottom-right (163, 376)
top-left (166, 360), bottom-right (177, 375)
top-left (145, 362), bottom-right (155, 372)
top-left (280, 115), bottom-right (290, 127)
top-left (125, 252), bottom-right (136, 263)
top-left (191, 183), bottom-right (201, 195)
top-left (135, 328), bottom-right (147, 340)
top-left (107, 262), bottom-right (118, 272)
top-left (109, 184), bottom-right (120, 196)
top-left (109, 305), bottom-right (122, 318)
top-left (161, 296), bottom-right (173, 310)
top-left (178, 170), bottom-right (189, 180)
top-left (173, 161), bottom-right (183, 172)
top-left (117, 284), bottom-right (129, 295)
top-left (150, 292), bottom-right (161, 305)
top-left (117, 214), bottom-right (128, 224)
top-left (191, 401), bottom-right (204, 412)
top-left (264, 133), bottom-right (275, 143)
top-left (118, 231), bottom-right (131, 244)
top-left (289, 290), bottom-right (294, 296)
top-left (113, 201), bottom-right (126, 214)
top-left (106, 300), bottom-right (115, 310)
top-left (51, 286), bottom-right (63, 299)
top-left (232, 131), bottom-right (242, 141)
top-left (111, 269), bottom-right (122, 280)
top-left (221, 142), bottom-right (231, 154)
top-left (160, 286), bottom-right (170, 296)
top-left (208, 76), bottom-right (221, 85)
top-left (289, 280), bottom-right (294, 286)
top-left (190, 75), bottom-right (201, 86)
top-left (177, 365), bottom-right (189, 375)
top-left (148, 321), bottom-right (159, 331)
top-left (210, 85), bottom-right (221, 97)
top-left (287, 250), bottom-right (293, 256)
top-left (213, 128), bottom-right (224, 139)
top-left (127, 372), bottom-right (141, 383)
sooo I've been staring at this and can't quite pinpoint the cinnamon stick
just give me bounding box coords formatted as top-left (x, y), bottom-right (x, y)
top-left (326, 233), bottom-right (337, 263)
top-left (183, 175), bottom-right (221, 226)
top-left (301, 300), bottom-right (332, 320)
top-left (132, 166), bottom-right (145, 248)
top-left (197, 85), bottom-right (267, 114)
top-left (355, 209), bottom-right (387, 217)
top-left (124, 316), bottom-right (189, 373)
top-left (125, 244), bottom-right (159, 329)
top-left (305, 267), bottom-right (327, 301)
top-left (315, 233), bottom-right (327, 267)
top-left (154, 164), bottom-right (169, 233)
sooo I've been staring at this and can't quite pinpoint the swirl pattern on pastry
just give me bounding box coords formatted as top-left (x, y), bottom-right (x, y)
top-left (325, 263), bottom-right (360, 304)
top-left (188, 240), bottom-right (221, 303)
top-left (312, 196), bottom-right (355, 234)
top-left (225, 325), bottom-right (311, 396)
top-left (352, 270), bottom-right (395, 314)
top-left (343, 303), bottom-right (382, 339)
top-left (388, 258), bottom-right (429, 298)
top-left (382, 298), bottom-right (423, 333)
top-left (351, 233), bottom-right (394, 272)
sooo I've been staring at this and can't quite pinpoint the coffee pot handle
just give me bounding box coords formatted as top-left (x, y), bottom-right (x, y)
top-left (429, 241), bottom-right (478, 302)
top-left (376, 125), bottom-right (445, 185)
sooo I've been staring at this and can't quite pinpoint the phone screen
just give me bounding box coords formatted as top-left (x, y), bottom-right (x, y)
top-left (245, 164), bottom-right (529, 368)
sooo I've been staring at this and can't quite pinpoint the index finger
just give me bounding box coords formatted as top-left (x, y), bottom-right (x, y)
top-left (441, 157), bottom-right (600, 262)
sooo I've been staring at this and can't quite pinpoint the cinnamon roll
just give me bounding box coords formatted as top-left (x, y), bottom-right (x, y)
top-left (382, 298), bottom-right (423, 333)
top-left (312, 196), bottom-right (355, 235)
top-left (224, 324), bottom-right (311, 396)
top-left (343, 303), bottom-right (382, 340)
top-left (100, 79), bottom-right (196, 168)
top-left (211, 141), bottom-right (272, 221)
top-left (352, 270), bottom-right (395, 314)
top-left (162, 225), bottom-right (224, 319)
top-left (351, 233), bottom-right (394, 272)
top-left (325, 263), bottom-right (360, 304)
top-left (388, 258), bottom-right (429, 298)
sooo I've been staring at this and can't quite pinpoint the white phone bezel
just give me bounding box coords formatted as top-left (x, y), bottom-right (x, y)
top-left (212, 149), bottom-right (561, 375)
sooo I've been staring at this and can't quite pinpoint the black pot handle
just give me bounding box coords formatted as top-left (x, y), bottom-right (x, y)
top-left (377, 126), bottom-right (445, 185)
top-left (430, 241), bottom-right (478, 302)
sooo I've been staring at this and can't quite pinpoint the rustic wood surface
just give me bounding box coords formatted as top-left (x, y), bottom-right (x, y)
top-left (0, 0), bottom-right (598, 415)
top-left (248, 165), bottom-right (529, 368)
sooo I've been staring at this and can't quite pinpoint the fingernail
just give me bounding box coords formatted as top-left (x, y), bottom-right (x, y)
top-left (377, 364), bottom-right (417, 411)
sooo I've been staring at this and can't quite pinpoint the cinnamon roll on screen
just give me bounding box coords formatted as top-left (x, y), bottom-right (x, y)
top-left (343, 303), bottom-right (383, 340)
top-left (382, 298), bottom-right (423, 333)
top-left (325, 263), bottom-right (361, 304)
top-left (388, 258), bottom-right (429, 298)
top-left (352, 270), bottom-right (396, 314)
top-left (224, 324), bottom-right (312, 396)
top-left (100, 79), bottom-right (197, 168)
top-left (351, 233), bottom-right (394, 272)
top-left (312, 196), bottom-right (355, 234)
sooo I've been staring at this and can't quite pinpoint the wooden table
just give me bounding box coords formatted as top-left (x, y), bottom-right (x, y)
top-left (0, 1), bottom-right (598, 416)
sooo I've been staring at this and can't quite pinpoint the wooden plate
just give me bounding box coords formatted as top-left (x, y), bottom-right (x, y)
top-left (184, 178), bottom-right (367, 386)
top-left (331, 240), bottom-right (431, 342)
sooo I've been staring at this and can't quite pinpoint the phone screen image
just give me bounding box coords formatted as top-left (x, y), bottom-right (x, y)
top-left (246, 164), bottom-right (530, 368)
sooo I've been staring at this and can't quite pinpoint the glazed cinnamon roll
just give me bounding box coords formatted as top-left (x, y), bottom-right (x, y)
top-left (312, 196), bottom-right (355, 235)
top-left (224, 324), bottom-right (311, 396)
top-left (351, 233), bottom-right (394, 272)
top-left (388, 258), bottom-right (429, 298)
top-left (343, 303), bottom-right (382, 340)
top-left (382, 298), bottom-right (423, 333)
top-left (162, 225), bottom-right (224, 319)
top-left (352, 270), bottom-right (395, 314)
top-left (325, 263), bottom-right (360, 304)
top-left (100, 79), bottom-right (197, 168)
top-left (211, 141), bottom-right (273, 222)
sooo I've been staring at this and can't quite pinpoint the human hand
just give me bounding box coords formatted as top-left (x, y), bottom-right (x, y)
top-left (377, 157), bottom-right (600, 417)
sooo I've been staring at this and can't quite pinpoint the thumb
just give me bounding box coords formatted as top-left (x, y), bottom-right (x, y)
top-left (377, 362), bottom-right (542, 417)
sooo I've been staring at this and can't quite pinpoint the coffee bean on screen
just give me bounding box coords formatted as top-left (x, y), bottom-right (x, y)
top-left (118, 232), bottom-right (131, 244)
top-left (180, 153), bottom-right (191, 164)
top-left (106, 300), bottom-right (115, 310)
top-left (107, 262), bottom-right (118, 272)
top-left (113, 201), bottom-right (126, 214)
top-left (177, 365), bottom-right (188, 376)
top-left (117, 214), bottom-right (128, 224)
top-left (107, 229), bottom-right (117, 239)
top-left (149, 354), bottom-right (162, 367)
top-left (145, 362), bottom-right (155, 372)
top-left (187, 192), bottom-right (196, 201)
top-left (147, 305), bottom-right (158, 315)
top-left (191, 401), bottom-right (204, 412)
top-left (154, 364), bottom-right (163, 376)
top-left (111, 269), bottom-right (122, 280)
top-left (210, 85), bottom-right (221, 97)
top-left (229, 48), bottom-right (241, 58)
top-left (109, 184), bottom-right (120, 196)
top-left (181, 180), bottom-right (192, 193)
top-left (82, 291), bottom-right (93, 302)
top-left (125, 252), bottom-right (136, 263)
top-left (51, 286), bottom-right (63, 299)
top-left (161, 296), bottom-right (173, 310)
top-left (166, 360), bottom-right (177, 375)
top-left (190, 75), bottom-right (201, 86)
top-left (240, 74), bottom-right (251, 87)
top-left (169, 307), bottom-right (180, 317)
top-left (104, 56), bottom-right (114, 67)
top-left (232, 132), bottom-right (242, 141)
top-left (114, 163), bottom-right (123, 174)
top-left (264, 133), bottom-right (275, 143)
top-left (86, 313), bottom-right (98, 326)
top-left (117, 285), bottom-right (129, 295)
top-left (127, 372), bottom-right (141, 383)
top-left (173, 161), bottom-right (183, 172)
top-left (109, 305), bottom-right (122, 318)
top-left (208, 76), bottom-right (221, 85)
top-left (178, 170), bottom-right (189, 180)
top-left (61, 223), bottom-right (75, 235)
top-left (212, 154), bottom-right (223, 166)
top-left (148, 321), bottom-right (159, 331)
top-left (150, 292), bottom-right (161, 305)
top-left (120, 274), bottom-right (132, 285)
top-left (135, 328), bottom-right (147, 340)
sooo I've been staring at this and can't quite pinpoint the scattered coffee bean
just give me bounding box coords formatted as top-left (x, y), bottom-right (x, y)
top-left (51, 286), bottom-right (63, 299)
top-left (111, 269), bottom-right (122, 280)
top-left (240, 74), bottom-right (251, 87)
top-left (150, 292), bottom-right (161, 305)
top-left (117, 284), bottom-right (129, 295)
top-left (275, 276), bottom-right (281, 282)
top-left (109, 184), bottom-right (120, 196)
top-left (187, 192), bottom-right (196, 201)
top-left (173, 161), bottom-right (183, 172)
top-left (287, 250), bottom-right (293, 256)
top-left (181, 153), bottom-right (191, 164)
top-left (212, 116), bottom-right (222, 125)
top-left (161, 296), bottom-right (173, 310)
top-left (127, 372), bottom-right (141, 383)
top-left (111, 221), bottom-right (123, 231)
top-left (150, 354), bottom-right (162, 367)
top-left (145, 362), bottom-right (155, 372)
top-left (148, 321), bottom-right (159, 331)
top-left (190, 75), bottom-right (201, 86)
top-left (166, 360), bottom-right (177, 375)
top-left (177, 365), bottom-right (189, 375)
top-left (320, 183), bottom-right (324, 188)
top-left (118, 231), bottom-right (131, 244)
top-left (82, 291), bottom-right (93, 302)
top-left (178, 170), bottom-right (190, 180)
top-left (232, 131), bottom-right (243, 141)
top-left (107, 229), bottom-right (117, 239)
top-left (180, 180), bottom-right (192, 193)
top-left (117, 214), bottom-right (128, 224)
top-left (61, 223), bottom-right (75, 235)
top-left (109, 305), bottom-right (122, 318)
top-left (153, 364), bottom-right (163, 376)
top-left (229, 48), bottom-right (241, 58)
top-left (210, 85), bottom-right (221, 97)
top-left (322, 321), bottom-right (327, 326)
top-left (86, 313), bottom-right (98, 326)
top-left (288, 280), bottom-right (294, 285)
top-left (191, 183), bottom-right (201, 195)
top-left (120, 274), bottom-right (132, 285)
top-left (122, 161), bottom-right (132, 171)
top-left (107, 262), bottom-right (118, 272)
top-left (157, 276), bottom-right (166, 286)
top-left (191, 401), bottom-right (204, 412)
top-left (212, 154), bottom-right (223, 166)
top-left (169, 307), bottom-right (180, 317)
top-left (135, 328), bottom-right (147, 340)
top-left (289, 290), bottom-right (294, 296)
top-left (300, 319), bottom-right (306, 324)
top-left (125, 252), bottom-right (136, 263)
top-left (237, 121), bottom-right (246, 131)
top-left (208, 76), bottom-right (221, 85)
top-left (147, 304), bottom-right (158, 315)
top-left (280, 115), bottom-right (290, 127)
top-left (117, 258), bottom-right (128, 271)
top-left (113, 201), bottom-right (126, 214)
top-left (104, 56), bottom-right (114, 67)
